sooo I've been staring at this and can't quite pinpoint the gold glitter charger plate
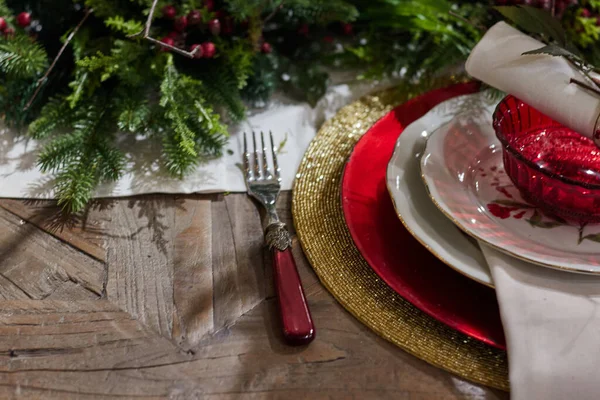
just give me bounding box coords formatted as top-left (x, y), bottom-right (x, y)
top-left (292, 83), bottom-right (509, 390)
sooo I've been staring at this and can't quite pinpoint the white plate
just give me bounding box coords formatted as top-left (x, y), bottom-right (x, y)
top-left (386, 92), bottom-right (494, 287)
top-left (421, 103), bottom-right (600, 275)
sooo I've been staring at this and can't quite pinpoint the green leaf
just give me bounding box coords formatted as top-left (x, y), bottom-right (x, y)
top-left (582, 233), bottom-right (600, 243)
top-left (522, 44), bottom-right (578, 58)
top-left (527, 210), bottom-right (563, 228)
top-left (495, 5), bottom-right (567, 46)
top-left (105, 16), bottom-right (144, 36)
top-left (493, 199), bottom-right (533, 208)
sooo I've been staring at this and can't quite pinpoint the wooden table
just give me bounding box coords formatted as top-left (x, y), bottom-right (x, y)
top-left (0, 193), bottom-right (509, 399)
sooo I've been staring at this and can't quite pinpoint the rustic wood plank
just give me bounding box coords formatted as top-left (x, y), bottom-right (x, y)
top-left (223, 195), bottom-right (266, 310)
top-left (0, 297), bottom-right (506, 399)
top-left (211, 194), bottom-right (266, 332)
top-left (0, 199), bottom-right (107, 262)
top-left (0, 207), bottom-right (104, 300)
top-left (172, 198), bottom-right (214, 349)
top-left (0, 192), bottom-right (509, 399)
top-left (105, 197), bottom-right (176, 338)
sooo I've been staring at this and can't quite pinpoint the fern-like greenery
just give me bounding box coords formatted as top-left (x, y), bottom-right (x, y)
top-left (0, 0), bottom-right (590, 213)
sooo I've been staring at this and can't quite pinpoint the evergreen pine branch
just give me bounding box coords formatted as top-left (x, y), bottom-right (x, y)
top-left (114, 92), bottom-right (152, 133)
top-left (283, 0), bottom-right (358, 24)
top-left (28, 97), bottom-right (76, 139)
top-left (38, 101), bottom-right (125, 213)
top-left (224, 0), bottom-right (266, 21)
top-left (0, 34), bottom-right (47, 79)
top-left (0, 0), bottom-right (11, 19)
top-left (159, 55), bottom-right (228, 176)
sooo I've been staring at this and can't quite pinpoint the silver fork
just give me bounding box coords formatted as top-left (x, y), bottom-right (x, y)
top-left (243, 131), bottom-right (315, 345)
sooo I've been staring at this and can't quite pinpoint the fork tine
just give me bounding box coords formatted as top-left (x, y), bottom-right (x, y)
top-left (270, 131), bottom-right (280, 181)
top-left (261, 131), bottom-right (272, 178)
top-left (252, 131), bottom-right (262, 179)
top-left (243, 132), bottom-right (252, 180)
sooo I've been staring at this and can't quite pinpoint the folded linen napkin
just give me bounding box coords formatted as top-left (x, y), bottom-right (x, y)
top-left (480, 243), bottom-right (600, 400)
top-left (466, 21), bottom-right (600, 140)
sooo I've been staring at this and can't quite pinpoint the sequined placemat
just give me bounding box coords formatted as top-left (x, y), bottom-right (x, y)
top-left (292, 84), bottom-right (509, 390)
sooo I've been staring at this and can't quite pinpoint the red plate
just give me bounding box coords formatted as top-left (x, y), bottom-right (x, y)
top-left (341, 83), bottom-right (506, 349)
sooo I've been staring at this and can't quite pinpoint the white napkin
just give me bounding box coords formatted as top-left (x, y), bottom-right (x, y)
top-left (465, 21), bottom-right (600, 139)
top-left (0, 78), bottom-right (389, 199)
top-left (480, 243), bottom-right (600, 400)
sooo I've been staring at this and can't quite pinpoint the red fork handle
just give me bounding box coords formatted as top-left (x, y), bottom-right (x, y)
top-left (272, 247), bottom-right (315, 345)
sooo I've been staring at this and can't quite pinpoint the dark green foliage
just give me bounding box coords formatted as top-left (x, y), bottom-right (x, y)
top-left (0, 34), bottom-right (47, 79)
top-left (160, 55), bottom-right (228, 176)
top-left (0, 0), bottom-right (593, 214)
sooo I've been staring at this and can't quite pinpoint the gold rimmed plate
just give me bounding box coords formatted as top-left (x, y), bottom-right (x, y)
top-left (421, 103), bottom-right (600, 275)
top-left (386, 92), bottom-right (495, 287)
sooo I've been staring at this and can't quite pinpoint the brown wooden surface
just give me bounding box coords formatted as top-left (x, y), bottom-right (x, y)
top-left (0, 193), bottom-right (509, 399)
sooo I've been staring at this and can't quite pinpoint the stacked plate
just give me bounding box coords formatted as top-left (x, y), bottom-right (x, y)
top-left (342, 89), bottom-right (600, 350)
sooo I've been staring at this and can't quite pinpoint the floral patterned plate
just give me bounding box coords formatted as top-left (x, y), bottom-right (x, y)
top-left (421, 108), bottom-right (600, 274)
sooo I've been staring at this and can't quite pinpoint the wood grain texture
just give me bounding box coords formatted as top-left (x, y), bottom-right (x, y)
top-left (0, 199), bottom-right (107, 262)
top-left (0, 193), bottom-right (509, 399)
top-left (0, 207), bottom-right (104, 300)
top-left (172, 198), bottom-right (213, 349)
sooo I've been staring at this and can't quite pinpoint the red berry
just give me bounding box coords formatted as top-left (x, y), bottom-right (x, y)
top-left (160, 36), bottom-right (175, 51)
top-left (174, 15), bottom-right (188, 32)
top-left (342, 23), bottom-right (353, 35)
top-left (582, 8), bottom-right (592, 18)
top-left (201, 41), bottom-right (216, 58)
top-left (261, 42), bottom-right (272, 54)
top-left (208, 18), bottom-right (221, 35)
top-left (3, 26), bottom-right (14, 37)
top-left (162, 5), bottom-right (177, 19)
top-left (0, 18), bottom-right (6, 32)
top-left (222, 17), bottom-right (234, 35)
top-left (17, 12), bottom-right (31, 28)
top-left (323, 36), bottom-right (334, 43)
top-left (188, 10), bottom-right (202, 25)
top-left (298, 24), bottom-right (309, 36)
top-left (215, 10), bottom-right (226, 19)
top-left (205, 0), bottom-right (215, 11)
top-left (190, 44), bottom-right (204, 58)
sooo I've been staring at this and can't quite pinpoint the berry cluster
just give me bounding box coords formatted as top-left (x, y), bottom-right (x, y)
top-left (0, 11), bottom-right (32, 38)
top-left (158, 1), bottom-right (272, 59)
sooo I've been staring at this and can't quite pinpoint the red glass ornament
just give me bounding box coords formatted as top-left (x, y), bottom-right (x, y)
top-left (190, 43), bottom-right (204, 58)
top-left (342, 82), bottom-right (505, 349)
top-left (261, 42), bottom-right (272, 54)
top-left (174, 16), bottom-right (187, 32)
top-left (0, 17), bottom-right (6, 32)
top-left (162, 5), bottom-right (177, 19)
top-left (17, 12), bottom-right (31, 28)
top-left (187, 9), bottom-right (202, 26)
top-left (208, 18), bottom-right (220, 35)
top-left (201, 41), bottom-right (216, 58)
top-left (494, 95), bottom-right (600, 223)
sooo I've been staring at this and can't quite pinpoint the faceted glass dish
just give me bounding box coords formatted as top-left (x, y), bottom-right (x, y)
top-left (493, 95), bottom-right (600, 223)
